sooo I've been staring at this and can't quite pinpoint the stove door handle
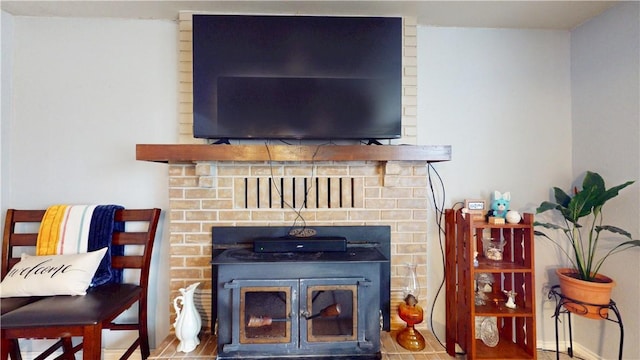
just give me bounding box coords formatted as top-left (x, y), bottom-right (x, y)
top-left (301, 303), bottom-right (341, 320)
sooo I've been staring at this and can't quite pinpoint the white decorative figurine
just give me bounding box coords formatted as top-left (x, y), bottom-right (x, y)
top-left (506, 210), bottom-right (521, 224)
top-left (504, 290), bottom-right (517, 309)
top-left (174, 282), bottom-right (202, 353)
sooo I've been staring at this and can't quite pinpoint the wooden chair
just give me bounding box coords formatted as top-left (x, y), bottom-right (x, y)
top-left (1, 208), bottom-right (161, 360)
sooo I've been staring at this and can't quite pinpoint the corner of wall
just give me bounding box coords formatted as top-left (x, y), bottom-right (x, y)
top-left (1, 11), bottom-right (16, 216)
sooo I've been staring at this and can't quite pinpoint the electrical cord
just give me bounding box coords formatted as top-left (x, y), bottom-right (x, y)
top-left (264, 141), bottom-right (326, 236)
top-left (425, 163), bottom-right (447, 349)
top-left (426, 163), bottom-right (466, 355)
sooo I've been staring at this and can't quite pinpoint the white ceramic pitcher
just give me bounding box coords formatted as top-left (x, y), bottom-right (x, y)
top-left (173, 282), bottom-right (202, 353)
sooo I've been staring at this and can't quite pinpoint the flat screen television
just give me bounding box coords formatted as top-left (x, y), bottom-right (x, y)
top-left (192, 15), bottom-right (402, 142)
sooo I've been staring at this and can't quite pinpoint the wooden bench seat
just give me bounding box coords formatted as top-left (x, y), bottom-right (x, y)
top-left (0, 297), bottom-right (43, 316)
top-left (1, 283), bottom-right (141, 328)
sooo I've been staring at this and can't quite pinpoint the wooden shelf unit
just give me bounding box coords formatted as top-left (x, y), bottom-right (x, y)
top-left (445, 209), bottom-right (537, 360)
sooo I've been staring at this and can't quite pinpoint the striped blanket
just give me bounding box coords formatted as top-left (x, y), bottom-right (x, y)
top-left (36, 204), bottom-right (125, 286)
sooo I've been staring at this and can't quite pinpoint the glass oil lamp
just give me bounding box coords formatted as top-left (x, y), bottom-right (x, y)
top-left (396, 264), bottom-right (426, 351)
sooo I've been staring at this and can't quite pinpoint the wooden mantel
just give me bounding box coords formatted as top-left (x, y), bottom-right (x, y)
top-left (136, 144), bottom-right (451, 163)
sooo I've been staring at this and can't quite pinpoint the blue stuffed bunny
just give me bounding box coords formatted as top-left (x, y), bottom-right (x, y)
top-left (489, 191), bottom-right (510, 218)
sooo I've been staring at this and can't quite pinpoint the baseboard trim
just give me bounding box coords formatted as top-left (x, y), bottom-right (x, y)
top-left (537, 340), bottom-right (600, 360)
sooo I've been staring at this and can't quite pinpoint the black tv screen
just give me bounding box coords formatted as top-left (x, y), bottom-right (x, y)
top-left (192, 15), bottom-right (402, 141)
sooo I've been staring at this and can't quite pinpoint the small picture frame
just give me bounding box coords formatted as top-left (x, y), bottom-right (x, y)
top-left (465, 199), bottom-right (486, 220)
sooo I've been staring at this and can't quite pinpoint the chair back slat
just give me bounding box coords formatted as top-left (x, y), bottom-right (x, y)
top-left (8, 233), bottom-right (38, 246)
top-left (111, 256), bottom-right (144, 269)
top-left (8, 210), bottom-right (46, 222)
top-left (114, 208), bottom-right (158, 222)
top-left (113, 232), bottom-right (151, 246)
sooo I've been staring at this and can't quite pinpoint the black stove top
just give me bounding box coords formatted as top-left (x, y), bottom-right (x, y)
top-left (211, 247), bottom-right (388, 265)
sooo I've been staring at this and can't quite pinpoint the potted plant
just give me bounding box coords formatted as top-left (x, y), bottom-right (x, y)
top-left (535, 171), bottom-right (640, 318)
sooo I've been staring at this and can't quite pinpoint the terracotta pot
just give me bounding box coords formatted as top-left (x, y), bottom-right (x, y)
top-left (556, 268), bottom-right (615, 319)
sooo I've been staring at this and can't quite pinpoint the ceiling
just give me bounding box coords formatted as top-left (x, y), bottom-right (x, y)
top-left (1, 1), bottom-right (618, 30)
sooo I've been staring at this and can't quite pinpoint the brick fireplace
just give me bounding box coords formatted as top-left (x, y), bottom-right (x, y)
top-left (137, 12), bottom-right (451, 338)
top-left (166, 158), bottom-right (433, 332)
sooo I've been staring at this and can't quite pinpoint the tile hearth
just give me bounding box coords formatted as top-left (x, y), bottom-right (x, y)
top-left (150, 331), bottom-right (448, 360)
top-left (149, 332), bottom-right (576, 359)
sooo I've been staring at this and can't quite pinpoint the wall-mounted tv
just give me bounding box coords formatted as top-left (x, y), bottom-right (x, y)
top-left (192, 15), bottom-right (402, 142)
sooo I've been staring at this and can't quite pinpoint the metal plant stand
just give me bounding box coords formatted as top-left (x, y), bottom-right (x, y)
top-left (549, 285), bottom-right (623, 360)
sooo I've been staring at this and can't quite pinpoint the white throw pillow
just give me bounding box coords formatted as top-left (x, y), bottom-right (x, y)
top-left (0, 247), bottom-right (107, 297)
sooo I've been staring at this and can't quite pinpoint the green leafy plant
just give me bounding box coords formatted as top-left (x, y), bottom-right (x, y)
top-left (535, 171), bottom-right (640, 282)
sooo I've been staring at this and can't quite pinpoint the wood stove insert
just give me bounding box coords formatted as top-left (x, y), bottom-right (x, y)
top-left (211, 226), bottom-right (390, 359)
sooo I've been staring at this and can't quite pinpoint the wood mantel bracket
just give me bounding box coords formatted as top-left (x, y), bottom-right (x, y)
top-left (135, 144), bottom-right (452, 163)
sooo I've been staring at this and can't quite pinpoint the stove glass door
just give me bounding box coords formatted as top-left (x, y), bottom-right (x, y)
top-left (305, 284), bottom-right (357, 342)
top-left (241, 286), bottom-right (292, 344)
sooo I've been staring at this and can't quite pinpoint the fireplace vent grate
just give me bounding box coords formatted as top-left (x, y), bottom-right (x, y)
top-left (242, 177), bottom-right (362, 209)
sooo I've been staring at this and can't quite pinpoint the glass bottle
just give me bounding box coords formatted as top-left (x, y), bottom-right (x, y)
top-left (402, 263), bottom-right (421, 300)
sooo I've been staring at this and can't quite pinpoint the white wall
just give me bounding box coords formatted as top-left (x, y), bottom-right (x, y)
top-left (417, 26), bottom-right (574, 350)
top-left (571, 2), bottom-right (640, 359)
top-left (1, 11), bottom-right (14, 225)
top-left (417, 3), bottom-right (640, 358)
top-left (2, 15), bottom-right (177, 351)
